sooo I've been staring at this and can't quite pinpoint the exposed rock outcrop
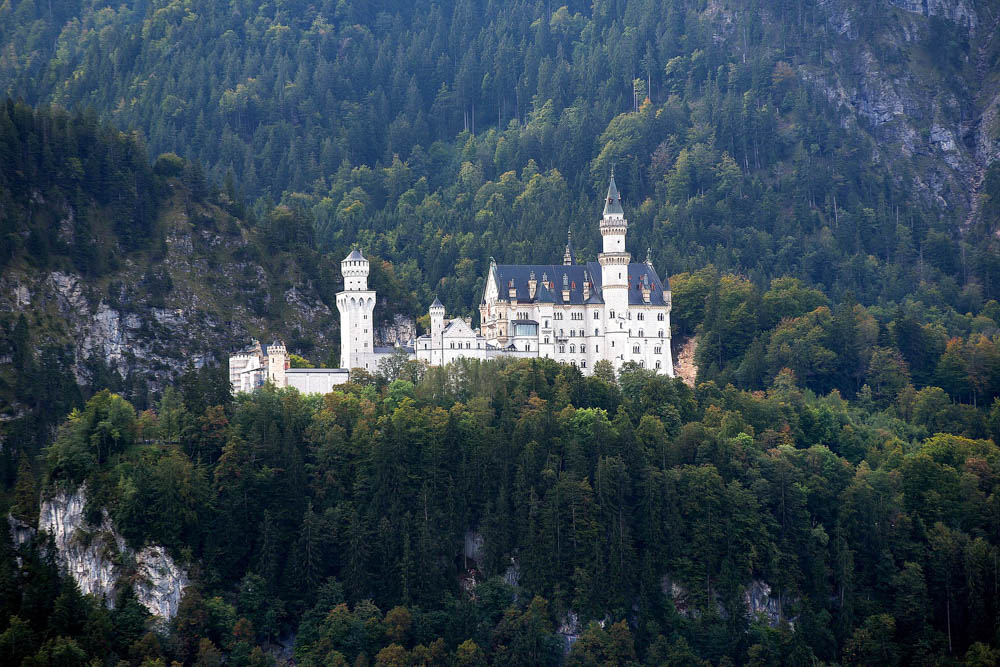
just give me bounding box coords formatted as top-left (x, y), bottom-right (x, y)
top-left (32, 485), bottom-right (189, 619)
top-left (376, 314), bottom-right (417, 347)
top-left (661, 574), bottom-right (794, 627)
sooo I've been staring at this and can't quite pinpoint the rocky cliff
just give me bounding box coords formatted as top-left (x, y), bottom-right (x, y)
top-left (810, 0), bottom-right (999, 219)
top-left (0, 186), bottom-right (341, 418)
top-left (27, 485), bottom-right (189, 619)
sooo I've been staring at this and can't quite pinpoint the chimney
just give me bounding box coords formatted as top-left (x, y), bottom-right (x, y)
top-left (508, 278), bottom-right (517, 300)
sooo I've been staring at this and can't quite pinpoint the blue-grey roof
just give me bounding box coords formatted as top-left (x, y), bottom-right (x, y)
top-left (430, 296), bottom-right (444, 309)
top-left (604, 174), bottom-right (624, 216)
top-left (344, 249), bottom-right (364, 261)
top-left (494, 260), bottom-right (668, 306)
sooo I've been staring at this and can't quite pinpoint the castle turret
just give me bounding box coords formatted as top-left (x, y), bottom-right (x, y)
top-left (266, 341), bottom-right (288, 387)
top-left (336, 249), bottom-right (377, 371)
top-left (598, 170), bottom-right (630, 370)
top-left (429, 296), bottom-right (445, 366)
top-left (563, 229), bottom-right (575, 265)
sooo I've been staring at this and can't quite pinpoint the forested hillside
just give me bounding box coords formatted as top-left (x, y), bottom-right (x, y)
top-left (2, 0), bottom-right (999, 315)
top-left (4, 0), bottom-right (1000, 664)
top-left (5, 359), bottom-right (1000, 665)
top-left (0, 100), bottom-right (420, 456)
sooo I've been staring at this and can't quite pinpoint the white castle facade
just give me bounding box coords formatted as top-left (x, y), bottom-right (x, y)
top-left (230, 174), bottom-right (672, 393)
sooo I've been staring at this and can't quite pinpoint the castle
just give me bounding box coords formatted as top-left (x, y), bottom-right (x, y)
top-left (230, 173), bottom-right (672, 392)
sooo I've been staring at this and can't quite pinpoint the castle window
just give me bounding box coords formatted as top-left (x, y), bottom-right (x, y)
top-left (609, 310), bottom-right (615, 318)
top-left (655, 360), bottom-right (661, 369)
top-left (658, 313), bottom-right (665, 321)
top-left (637, 312), bottom-right (644, 320)
top-left (654, 346), bottom-right (662, 354)
top-left (659, 330), bottom-right (664, 338)
top-left (544, 336), bottom-right (549, 344)
top-left (594, 328), bottom-right (599, 336)
top-left (526, 344), bottom-right (531, 351)
top-left (638, 329), bottom-right (644, 338)
top-left (581, 360), bottom-right (587, 368)
top-left (544, 320), bottom-right (549, 328)
top-left (632, 345), bottom-right (640, 354)
top-left (569, 345), bottom-right (576, 353)
top-left (554, 313), bottom-right (563, 320)
top-left (466, 342), bottom-right (471, 349)
top-left (596, 345), bottom-right (599, 352)
top-left (640, 360), bottom-right (645, 368)
top-left (593, 312), bottom-right (599, 319)
top-left (559, 345), bottom-right (566, 353)
top-left (580, 344), bottom-right (586, 353)
top-left (450, 342), bottom-right (455, 349)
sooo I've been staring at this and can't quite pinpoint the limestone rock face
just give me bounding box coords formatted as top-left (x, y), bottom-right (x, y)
top-left (376, 314), bottom-right (417, 347)
top-left (35, 485), bottom-right (189, 619)
top-left (39, 486), bottom-right (124, 603)
top-left (134, 545), bottom-right (190, 619)
top-left (744, 579), bottom-right (794, 628)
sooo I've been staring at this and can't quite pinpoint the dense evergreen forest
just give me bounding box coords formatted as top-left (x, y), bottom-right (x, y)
top-left (3, 0), bottom-right (1000, 664)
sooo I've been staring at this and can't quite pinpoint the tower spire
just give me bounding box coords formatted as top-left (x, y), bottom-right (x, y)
top-left (563, 228), bottom-right (575, 265)
top-left (603, 170), bottom-right (623, 217)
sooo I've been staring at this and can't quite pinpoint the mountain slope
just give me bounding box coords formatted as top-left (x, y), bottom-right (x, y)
top-left (0, 101), bottom-right (347, 448)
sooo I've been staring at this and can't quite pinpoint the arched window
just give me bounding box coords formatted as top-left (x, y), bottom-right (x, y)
top-left (569, 345), bottom-right (576, 353)
top-left (559, 345), bottom-right (565, 353)
top-left (638, 329), bottom-right (644, 338)
top-left (580, 344), bottom-right (586, 353)
top-left (657, 313), bottom-right (665, 321)
top-left (655, 360), bottom-right (661, 369)
top-left (581, 360), bottom-right (587, 368)
top-left (659, 330), bottom-right (664, 338)
top-left (593, 312), bottom-right (599, 319)
top-left (632, 345), bottom-right (640, 354)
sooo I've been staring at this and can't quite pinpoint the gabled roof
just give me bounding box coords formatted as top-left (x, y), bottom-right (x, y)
top-left (494, 264), bottom-right (595, 304)
top-left (489, 260), bottom-right (668, 306)
top-left (442, 318), bottom-right (477, 337)
top-left (627, 263), bottom-right (669, 304)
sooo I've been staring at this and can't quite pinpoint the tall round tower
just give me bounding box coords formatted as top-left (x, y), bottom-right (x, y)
top-left (598, 170), bottom-right (631, 369)
top-left (429, 296), bottom-right (445, 366)
top-left (336, 249), bottom-right (377, 372)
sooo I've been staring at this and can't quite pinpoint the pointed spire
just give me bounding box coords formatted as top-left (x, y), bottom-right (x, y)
top-left (430, 296), bottom-right (444, 310)
top-left (603, 170), bottom-right (623, 217)
top-left (646, 247), bottom-right (652, 264)
top-left (563, 228), bottom-right (575, 265)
